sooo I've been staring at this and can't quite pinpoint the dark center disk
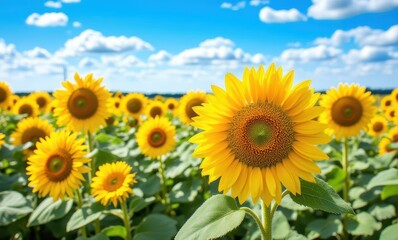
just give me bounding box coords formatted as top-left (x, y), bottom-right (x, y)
top-left (19, 104), bottom-right (33, 117)
top-left (150, 106), bottom-right (162, 118)
top-left (127, 99), bottom-right (142, 113)
top-left (36, 97), bottom-right (46, 108)
top-left (372, 122), bottom-right (383, 132)
top-left (67, 88), bottom-right (99, 119)
top-left (0, 88), bottom-right (7, 102)
top-left (45, 151), bottom-right (72, 182)
top-left (148, 128), bottom-right (167, 148)
top-left (21, 127), bottom-right (47, 150)
top-left (331, 97), bottom-right (363, 127)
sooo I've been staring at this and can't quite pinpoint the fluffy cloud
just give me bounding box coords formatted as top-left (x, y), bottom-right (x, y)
top-left (101, 55), bottom-right (147, 68)
top-left (23, 47), bottom-right (52, 59)
top-left (56, 29), bottom-right (154, 57)
top-left (280, 45), bottom-right (342, 62)
top-left (343, 46), bottom-right (396, 63)
top-left (44, 1), bottom-right (62, 8)
top-left (221, 1), bottom-right (246, 11)
top-left (26, 12), bottom-right (68, 27)
top-left (61, 0), bottom-right (80, 3)
top-left (259, 7), bottom-right (307, 23)
top-left (249, 0), bottom-right (269, 6)
top-left (308, 0), bottom-right (398, 19)
top-left (148, 50), bottom-right (172, 64)
top-left (72, 21), bottom-right (81, 28)
top-left (78, 57), bottom-right (99, 68)
top-left (0, 39), bottom-right (17, 60)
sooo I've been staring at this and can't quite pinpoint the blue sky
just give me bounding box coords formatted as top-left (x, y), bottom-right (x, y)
top-left (1, 0), bottom-right (398, 93)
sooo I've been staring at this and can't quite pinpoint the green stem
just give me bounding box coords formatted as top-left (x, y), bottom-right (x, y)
top-left (75, 189), bottom-right (87, 239)
top-left (261, 200), bottom-right (272, 240)
top-left (87, 131), bottom-right (94, 185)
top-left (240, 207), bottom-right (267, 240)
top-left (270, 190), bottom-right (289, 219)
top-left (121, 200), bottom-right (132, 240)
top-left (342, 138), bottom-right (350, 202)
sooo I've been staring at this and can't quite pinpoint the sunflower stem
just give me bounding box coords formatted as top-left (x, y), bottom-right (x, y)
top-left (270, 190), bottom-right (289, 219)
top-left (75, 189), bottom-right (88, 239)
top-left (240, 207), bottom-right (267, 240)
top-left (158, 156), bottom-right (170, 207)
top-left (87, 131), bottom-right (94, 186)
top-left (261, 200), bottom-right (272, 240)
top-left (342, 137), bottom-right (351, 240)
top-left (121, 200), bottom-right (132, 240)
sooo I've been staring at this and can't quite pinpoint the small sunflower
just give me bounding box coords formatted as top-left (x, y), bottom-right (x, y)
top-left (123, 116), bottom-right (141, 129)
top-left (30, 92), bottom-right (52, 113)
top-left (179, 91), bottom-right (207, 125)
top-left (121, 93), bottom-right (148, 118)
top-left (367, 115), bottom-right (388, 137)
top-left (386, 106), bottom-right (396, 121)
top-left (11, 117), bottom-right (53, 156)
top-left (7, 94), bottom-right (20, 112)
top-left (146, 100), bottom-right (167, 119)
top-left (113, 91), bottom-right (123, 99)
top-left (53, 72), bottom-right (111, 133)
top-left (165, 98), bottom-right (179, 115)
top-left (391, 88), bottom-right (398, 105)
top-left (379, 128), bottom-right (398, 155)
top-left (381, 95), bottom-right (393, 113)
top-left (136, 116), bottom-right (176, 159)
top-left (319, 83), bottom-right (376, 139)
top-left (0, 81), bottom-right (12, 110)
top-left (190, 64), bottom-right (330, 205)
top-left (0, 133), bottom-right (5, 148)
top-left (154, 95), bottom-right (165, 102)
top-left (26, 131), bottom-right (90, 200)
top-left (108, 97), bottom-right (122, 117)
top-left (91, 161), bottom-right (137, 207)
top-left (12, 97), bottom-right (40, 118)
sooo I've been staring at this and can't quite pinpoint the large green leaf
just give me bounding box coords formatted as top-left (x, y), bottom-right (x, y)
top-left (129, 196), bottom-right (155, 213)
top-left (369, 204), bottom-right (396, 220)
top-left (134, 214), bottom-right (177, 240)
top-left (135, 175), bottom-right (161, 197)
top-left (289, 177), bottom-right (354, 214)
top-left (325, 166), bottom-right (345, 192)
top-left (380, 223), bottom-right (398, 240)
top-left (175, 195), bottom-right (245, 240)
top-left (66, 203), bottom-right (105, 232)
top-left (306, 215), bottom-right (342, 239)
top-left (28, 198), bottom-right (73, 227)
top-left (368, 168), bottom-right (398, 189)
top-left (381, 185), bottom-right (398, 200)
top-left (0, 191), bottom-right (33, 226)
top-left (346, 212), bottom-right (381, 236)
top-left (169, 179), bottom-right (202, 203)
top-left (272, 211), bottom-right (289, 239)
top-left (0, 173), bottom-right (27, 191)
top-left (101, 225), bottom-right (126, 238)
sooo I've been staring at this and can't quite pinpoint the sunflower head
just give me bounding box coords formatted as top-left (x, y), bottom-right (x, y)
top-left (12, 97), bottom-right (40, 118)
top-left (108, 97), bottom-right (122, 116)
top-left (146, 100), bottom-right (167, 119)
top-left (319, 83), bottom-right (376, 139)
top-left (0, 133), bottom-right (5, 148)
top-left (0, 81), bottom-right (13, 110)
top-left (179, 91), bottom-right (207, 125)
top-left (190, 64), bottom-right (330, 205)
top-left (136, 116), bottom-right (176, 159)
top-left (391, 88), bottom-right (398, 105)
top-left (165, 98), bottom-right (179, 115)
top-left (367, 115), bottom-right (388, 137)
top-left (53, 72), bottom-right (111, 133)
top-left (113, 91), bottom-right (123, 99)
top-left (379, 128), bottom-right (398, 155)
top-left (121, 93), bottom-right (148, 118)
top-left (386, 106), bottom-right (396, 121)
top-left (26, 131), bottom-right (90, 201)
top-left (29, 92), bottom-right (52, 113)
top-left (91, 161), bottom-right (137, 207)
top-left (154, 95), bottom-right (165, 102)
top-left (123, 116), bottom-right (141, 129)
top-left (381, 95), bottom-right (393, 112)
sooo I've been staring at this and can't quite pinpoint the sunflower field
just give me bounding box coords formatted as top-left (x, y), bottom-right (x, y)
top-left (0, 64), bottom-right (398, 240)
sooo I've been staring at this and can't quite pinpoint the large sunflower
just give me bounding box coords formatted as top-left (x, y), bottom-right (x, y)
top-left (146, 100), bottom-right (167, 119)
top-left (91, 161), bottom-right (137, 207)
top-left (379, 128), bottom-right (398, 155)
top-left (381, 95), bottom-right (393, 113)
top-left (12, 97), bottom-right (39, 118)
top-left (121, 93), bottom-right (148, 118)
top-left (319, 83), bottom-right (376, 139)
top-left (179, 91), bottom-right (207, 125)
top-left (190, 64), bottom-right (330, 205)
top-left (0, 81), bottom-right (12, 110)
top-left (26, 131), bottom-right (90, 200)
top-left (11, 117), bottom-right (53, 156)
top-left (30, 92), bottom-right (52, 113)
top-left (367, 115), bottom-right (388, 137)
top-left (136, 116), bottom-right (176, 159)
top-left (53, 72), bottom-right (110, 133)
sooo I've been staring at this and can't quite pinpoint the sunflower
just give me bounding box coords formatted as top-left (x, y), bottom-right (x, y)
top-left (7, 94), bottom-right (20, 112)
top-left (386, 106), bottom-right (396, 121)
top-left (0, 82), bottom-right (12, 110)
top-left (11, 117), bottom-right (53, 156)
top-left (26, 131), bottom-right (90, 200)
top-left (0, 133), bottom-right (5, 148)
top-left (367, 115), bottom-right (388, 137)
top-left (136, 116), bottom-right (176, 159)
top-left (123, 116), bottom-right (141, 129)
top-left (91, 161), bottom-right (137, 207)
top-left (379, 128), bottom-right (398, 155)
top-left (381, 95), bottom-right (393, 113)
top-left (108, 97), bottom-right (122, 116)
top-left (12, 97), bottom-right (39, 118)
top-left (30, 92), bottom-right (52, 113)
top-left (113, 91), bottom-right (123, 99)
top-left (391, 88), bottom-right (398, 105)
top-left (190, 64), bottom-right (330, 205)
top-left (165, 98), bottom-right (179, 115)
top-left (319, 83), bottom-right (376, 139)
top-left (154, 95), bottom-right (165, 102)
top-left (179, 91), bottom-right (207, 125)
top-left (146, 100), bottom-right (167, 119)
top-left (121, 93), bottom-right (148, 118)
top-left (53, 72), bottom-right (111, 133)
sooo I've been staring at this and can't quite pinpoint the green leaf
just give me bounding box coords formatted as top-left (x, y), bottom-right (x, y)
top-left (286, 230), bottom-right (308, 240)
top-left (0, 173), bottom-right (27, 191)
top-left (325, 166), bottom-right (345, 192)
top-left (369, 204), bottom-right (396, 220)
top-left (0, 191), bottom-right (33, 226)
top-left (135, 175), bottom-right (161, 197)
top-left (134, 214), bottom-right (177, 240)
top-left (28, 198), bottom-right (73, 227)
top-left (381, 185), bottom-right (398, 200)
top-left (101, 225), bottom-right (126, 238)
top-left (289, 177), bottom-right (354, 214)
top-left (103, 209), bottom-right (124, 221)
top-left (346, 212), bottom-right (381, 236)
top-left (169, 179), bottom-right (202, 203)
top-left (129, 196), bottom-right (155, 213)
top-left (368, 152), bottom-right (396, 169)
top-left (380, 223), bottom-right (398, 240)
top-left (306, 215), bottom-right (342, 239)
top-left (272, 211), bottom-right (289, 239)
top-left (66, 203), bottom-right (105, 232)
top-left (368, 168), bottom-right (398, 189)
top-left (175, 195), bottom-right (245, 240)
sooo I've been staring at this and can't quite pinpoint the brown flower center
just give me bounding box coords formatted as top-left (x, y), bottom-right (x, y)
top-left (372, 122), bottom-right (384, 132)
top-left (168, 103), bottom-right (175, 110)
top-left (148, 128), bottom-right (167, 148)
top-left (385, 100), bottom-right (391, 107)
top-left (45, 151), bottom-right (73, 182)
top-left (36, 97), bottom-right (47, 108)
top-left (185, 98), bottom-right (204, 121)
top-left (128, 118), bottom-right (139, 128)
top-left (127, 99), bottom-right (142, 114)
top-left (228, 102), bottom-right (294, 168)
top-left (0, 88), bottom-right (7, 103)
top-left (104, 173), bottom-right (125, 192)
top-left (19, 104), bottom-right (34, 117)
top-left (389, 110), bottom-right (395, 118)
top-left (67, 88), bottom-right (98, 119)
top-left (21, 127), bottom-right (47, 150)
top-left (149, 106), bottom-right (162, 118)
top-left (115, 102), bottom-right (120, 108)
top-left (393, 134), bottom-right (398, 143)
top-left (331, 97), bottom-right (363, 127)
top-left (105, 116), bottom-right (115, 126)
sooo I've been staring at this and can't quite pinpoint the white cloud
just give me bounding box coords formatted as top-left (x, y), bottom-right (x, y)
top-left (72, 21), bottom-right (81, 28)
top-left (24, 47), bottom-right (52, 59)
top-left (280, 45), bottom-right (342, 63)
top-left (343, 46), bottom-right (396, 64)
top-left (61, 0), bottom-right (80, 3)
top-left (250, 0), bottom-right (269, 6)
top-left (101, 55), bottom-right (147, 68)
top-left (44, 1), bottom-right (62, 8)
top-left (308, 0), bottom-right (398, 19)
top-left (148, 50), bottom-right (172, 64)
top-left (26, 12), bottom-right (68, 27)
top-left (221, 1), bottom-right (246, 11)
top-left (259, 7), bottom-right (307, 23)
top-left (56, 29), bottom-right (154, 57)
top-left (0, 39), bottom-right (17, 60)
top-left (78, 57), bottom-right (99, 68)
